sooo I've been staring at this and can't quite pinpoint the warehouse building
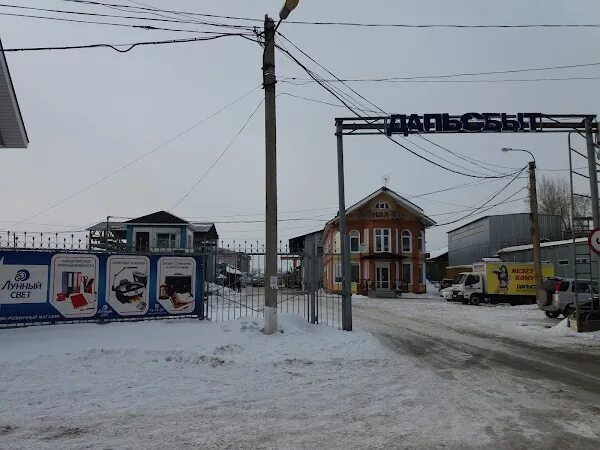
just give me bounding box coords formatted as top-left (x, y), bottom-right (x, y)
top-left (448, 213), bottom-right (562, 266)
top-left (497, 238), bottom-right (591, 278)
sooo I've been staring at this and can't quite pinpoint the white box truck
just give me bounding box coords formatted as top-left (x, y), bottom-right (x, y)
top-left (451, 261), bottom-right (555, 306)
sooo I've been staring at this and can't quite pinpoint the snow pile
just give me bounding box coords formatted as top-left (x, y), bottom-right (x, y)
top-left (547, 318), bottom-right (600, 341)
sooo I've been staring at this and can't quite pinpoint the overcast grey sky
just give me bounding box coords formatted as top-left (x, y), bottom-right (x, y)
top-left (0, 0), bottom-right (599, 251)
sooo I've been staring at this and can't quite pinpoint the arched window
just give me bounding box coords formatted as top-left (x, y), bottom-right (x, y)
top-left (418, 231), bottom-right (424, 253)
top-left (350, 230), bottom-right (360, 253)
top-left (375, 201), bottom-right (390, 210)
top-left (334, 231), bottom-right (341, 253)
top-left (402, 230), bottom-right (412, 253)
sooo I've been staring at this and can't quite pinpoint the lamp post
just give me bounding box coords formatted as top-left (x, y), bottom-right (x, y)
top-left (501, 147), bottom-right (544, 306)
top-left (263, 0), bottom-right (300, 335)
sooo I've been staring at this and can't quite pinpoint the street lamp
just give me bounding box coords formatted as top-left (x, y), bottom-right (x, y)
top-left (279, 0), bottom-right (300, 20)
top-left (500, 147), bottom-right (544, 306)
top-left (501, 147), bottom-right (535, 162)
top-left (263, 1), bottom-right (300, 335)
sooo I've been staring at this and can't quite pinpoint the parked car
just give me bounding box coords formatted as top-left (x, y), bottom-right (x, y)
top-left (438, 278), bottom-right (455, 293)
top-left (540, 277), bottom-right (598, 319)
top-left (252, 276), bottom-right (265, 287)
top-left (440, 287), bottom-right (454, 301)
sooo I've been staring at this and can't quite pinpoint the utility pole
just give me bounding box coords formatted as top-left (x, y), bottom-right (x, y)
top-left (585, 118), bottom-right (600, 298)
top-left (263, 15), bottom-right (278, 335)
top-left (502, 147), bottom-right (543, 306)
top-left (528, 160), bottom-right (544, 306)
top-left (336, 120), bottom-right (352, 331)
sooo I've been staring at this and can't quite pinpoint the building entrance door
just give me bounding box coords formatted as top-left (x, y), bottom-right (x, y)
top-left (376, 265), bottom-right (390, 289)
top-left (135, 232), bottom-right (150, 252)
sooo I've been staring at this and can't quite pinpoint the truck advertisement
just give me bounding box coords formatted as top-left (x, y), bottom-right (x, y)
top-left (0, 250), bottom-right (204, 325)
top-left (474, 262), bottom-right (554, 296)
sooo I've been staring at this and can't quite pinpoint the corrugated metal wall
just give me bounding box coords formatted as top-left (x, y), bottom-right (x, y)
top-left (448, 214), bottom-right (562, 266)
top-left (448, 217), bottom-right (490, 266)
top-left (499, 242), bottom-right (590, 278)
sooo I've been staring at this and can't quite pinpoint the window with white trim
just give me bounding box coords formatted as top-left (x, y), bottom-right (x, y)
top-left (350, 230), bottom-right (360, 253)
top-left (157, 233), bottom-right (176, 249)
top-left (334, 263), bottom-right (342, 282)
top-left (374, 229), bottom-right (390, 252)
top-left (402, 230), bottom-right (412, 253)
top-left (418, 231), bottom-right (424, 253)
top-left (375, 201), bottom-right (390, 210)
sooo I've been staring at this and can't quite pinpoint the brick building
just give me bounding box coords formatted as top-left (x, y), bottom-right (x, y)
top-left (322, 187), bottom-right (435, 296)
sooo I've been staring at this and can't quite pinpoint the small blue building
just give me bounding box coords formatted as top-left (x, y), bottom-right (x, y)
top-left (87, 211), bottom-right (218, 253)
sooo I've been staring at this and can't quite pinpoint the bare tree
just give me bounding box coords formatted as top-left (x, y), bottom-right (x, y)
top-left (536, 175), bottom-right (590, 234)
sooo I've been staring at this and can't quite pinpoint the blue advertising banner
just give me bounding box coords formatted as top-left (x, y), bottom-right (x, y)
top-left (0, 250), bottom-right (204, 325)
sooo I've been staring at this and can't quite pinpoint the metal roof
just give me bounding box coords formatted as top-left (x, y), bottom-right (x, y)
top-left (86, 221), bottom-right (127, 232)
top-left (497, 238), bottom-right (587, 254)
top-left (0, 39), bottom-right (28, 148)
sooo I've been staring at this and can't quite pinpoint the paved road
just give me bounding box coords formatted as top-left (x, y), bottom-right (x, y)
top-left (354, 301), bottom-right (600, 448)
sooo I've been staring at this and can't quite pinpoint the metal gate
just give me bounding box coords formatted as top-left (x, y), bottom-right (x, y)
top-left (203, 245), bottom-right (342, 329)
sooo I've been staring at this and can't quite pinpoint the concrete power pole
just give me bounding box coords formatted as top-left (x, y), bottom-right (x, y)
top-left (263, 15), bottom-right (278, 335)
top-left (528, 160), bottom-right (544, 306)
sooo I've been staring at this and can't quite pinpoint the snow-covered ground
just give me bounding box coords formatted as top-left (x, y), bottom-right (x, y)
top-left (2, 296), bottom-right (600, 448)
top-left (354, 294), bottom-right (600, 349)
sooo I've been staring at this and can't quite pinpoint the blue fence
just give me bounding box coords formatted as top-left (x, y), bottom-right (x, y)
top-left (0, 250), bottom-right (204, 326)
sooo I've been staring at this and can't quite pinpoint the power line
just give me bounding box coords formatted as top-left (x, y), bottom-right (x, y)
top-left (285, 21), bottom-right (600, 29)
top-left (57, 1), bottom-right (600, 29)
top-left (433, 168), bottom-right (527, 227)
top-left (0, 3), bottom-right (253, 30)
top-left (6, 85), bottom-right (261, 228)
top-left (280, 59), bottom-right (600, 81)
top-left (169, 98), bottom-right (265, 211)
top-left (274, 32), bottom-right (524, 180)
top-left (0, 10), bottom-right (216, 33)
top-left (3, 34), bottom-right (257, 53)
top-left (282, 76), bottom-right (600, 84)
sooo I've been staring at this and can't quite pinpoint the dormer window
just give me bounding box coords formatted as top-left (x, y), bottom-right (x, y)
top-left (375, 201), bottom-right (390, 210)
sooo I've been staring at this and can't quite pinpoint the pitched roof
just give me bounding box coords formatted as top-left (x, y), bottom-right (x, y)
top-left (126, 211), bottom-right (189, 225)
top-left (86, 221), bottom-right (127, 232)
top-left (0, 39), bottom-right (28, 148)
top-left (326, 186), bottom-right (436, 227)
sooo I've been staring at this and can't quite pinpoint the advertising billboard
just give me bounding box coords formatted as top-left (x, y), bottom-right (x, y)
top-left (0, 250), bottom-right (203, 325)
top-left (484, 262), bottom-right (554, 296)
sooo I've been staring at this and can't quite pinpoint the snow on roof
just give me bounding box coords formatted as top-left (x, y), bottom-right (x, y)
top-left (497, 238), bottom-right (587, 254)
top-left (225, 266), bottom-right (242, 275)
top-left (427, 247), bottom-right (448, 260)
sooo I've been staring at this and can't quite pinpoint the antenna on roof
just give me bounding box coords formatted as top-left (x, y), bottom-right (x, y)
top-left (382, 175), bottom-right (390, 188)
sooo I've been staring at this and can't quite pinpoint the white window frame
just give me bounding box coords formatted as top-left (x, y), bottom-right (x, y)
top-left (374, 228), bottom-right (391, 253)
top-left (376, 263), bottom-right (390, 289)
top-left (418, 231), bottom-right (424, 253)
top-left (375, 201), bottom-right (390, 210)
top-left (350, 230), bottom-right (360, 253)
top-left (364, 229), bottom-right (369, 253)
top-left (401, 230), bottom-right (412, 253)
top-left (334, 262), bottom-right (342, 282)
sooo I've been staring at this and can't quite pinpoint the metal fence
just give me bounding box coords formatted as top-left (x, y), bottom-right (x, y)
top-left (0, 236), bottom-right (343, 329)
top-left (205, 248), bottom-right (343, 329)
